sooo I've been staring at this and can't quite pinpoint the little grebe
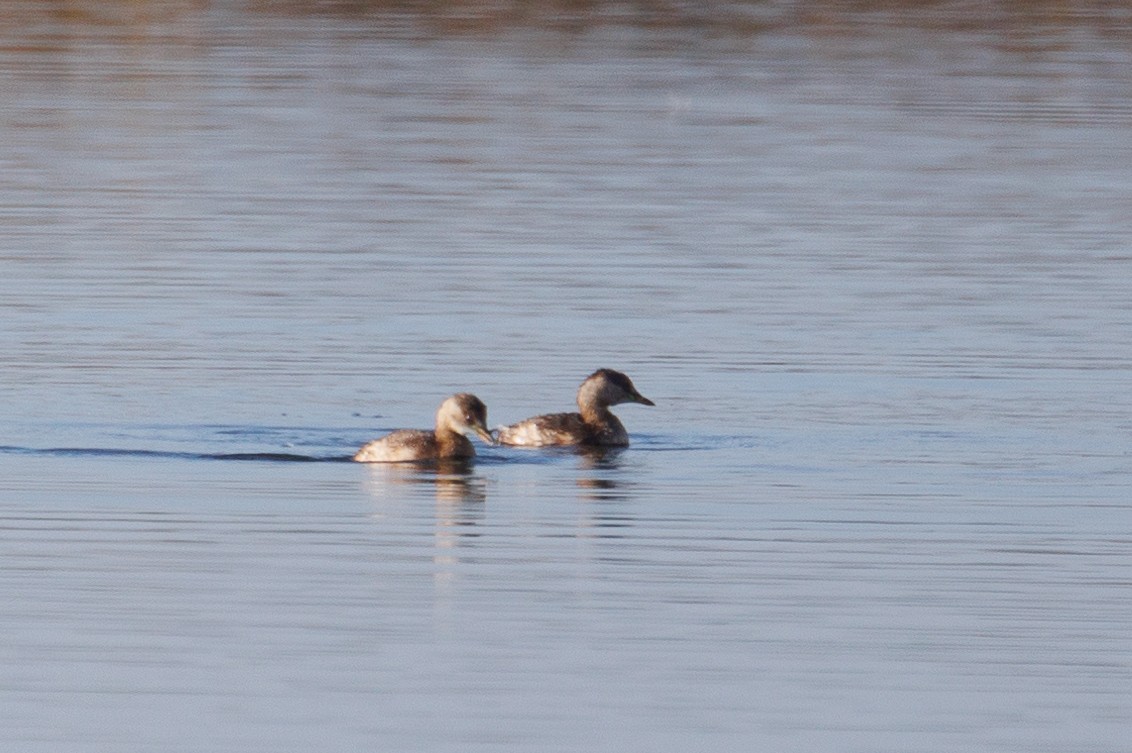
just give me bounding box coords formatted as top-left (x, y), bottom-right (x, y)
top-left (354, 393), bottom-right (493, 463)
top-left (496, 369), bottom-right (653, 447)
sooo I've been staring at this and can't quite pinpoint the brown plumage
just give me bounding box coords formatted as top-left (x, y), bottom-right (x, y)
top-left (354, 393), bottom-right (493, 463)
top-left (496, 369), bottom-right (654, 448)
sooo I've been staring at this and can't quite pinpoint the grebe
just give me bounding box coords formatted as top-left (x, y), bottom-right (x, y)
top-left (496, 369), bottom-right (653, 447)
top-left (353, 393), bottom-right (493, 463)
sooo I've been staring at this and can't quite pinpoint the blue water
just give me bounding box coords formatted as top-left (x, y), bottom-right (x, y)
top-left (2, 3), bottom-right (1131, 751)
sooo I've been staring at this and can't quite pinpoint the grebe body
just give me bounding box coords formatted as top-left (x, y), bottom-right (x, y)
top-left (496, 369), bottom-right (653, 448)
top-left (354, 393), bottom-right (492, 463)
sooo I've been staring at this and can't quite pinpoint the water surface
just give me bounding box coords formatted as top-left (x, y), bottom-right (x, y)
top-left (2, 3), bottom-right (1131, 751)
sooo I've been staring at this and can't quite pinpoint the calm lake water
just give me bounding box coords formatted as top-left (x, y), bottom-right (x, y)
top-left (2, 2), bottom-right (1131, 751)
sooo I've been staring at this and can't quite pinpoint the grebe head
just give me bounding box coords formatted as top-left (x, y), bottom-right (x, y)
top-left (578, 369), bottom-right (655, 409)
top-left (437, 393), bottom-right (494, 444)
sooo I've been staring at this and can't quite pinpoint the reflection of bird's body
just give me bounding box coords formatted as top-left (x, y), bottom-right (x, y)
top-left (353, 393), bottom-right (493, 463)
top-left (496, 369), bottom-right (653, 448)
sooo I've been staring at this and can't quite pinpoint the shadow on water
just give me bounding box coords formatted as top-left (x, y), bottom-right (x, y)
top-left (239, 0), bottom-right (1132, 36)
top-left (0, 435), bottom-right (688, 472)
top-left (0, 445), bottom-right (356, 463)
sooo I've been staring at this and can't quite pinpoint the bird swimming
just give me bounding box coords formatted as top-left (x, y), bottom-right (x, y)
top-left (353, 393), bottom-right (493, 463)
top-left (495, 369), bottom-right (653, 447)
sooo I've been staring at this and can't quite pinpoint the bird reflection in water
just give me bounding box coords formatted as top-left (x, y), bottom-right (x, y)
top-left (569, 446), bottom-right (637, 540)
top-left (361, 459), bottom-right (487, 544)
top-left (359, 459), bottom-right (487, 603)
top-left (361, 458), bottom-right (487, 506)
top-left (574, 445), bottom-right (632, 501)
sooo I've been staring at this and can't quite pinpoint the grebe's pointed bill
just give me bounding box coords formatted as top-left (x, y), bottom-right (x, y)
top-left (634, 391), bottom-right (655, 407)
top-left (470, 423), bottom-right (495, 445)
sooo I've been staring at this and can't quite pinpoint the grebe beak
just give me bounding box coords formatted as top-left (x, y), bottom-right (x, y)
top-left (634, 392), bottom-right (655, 407)
top-left (471, 424), bottom-right (495, 445)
